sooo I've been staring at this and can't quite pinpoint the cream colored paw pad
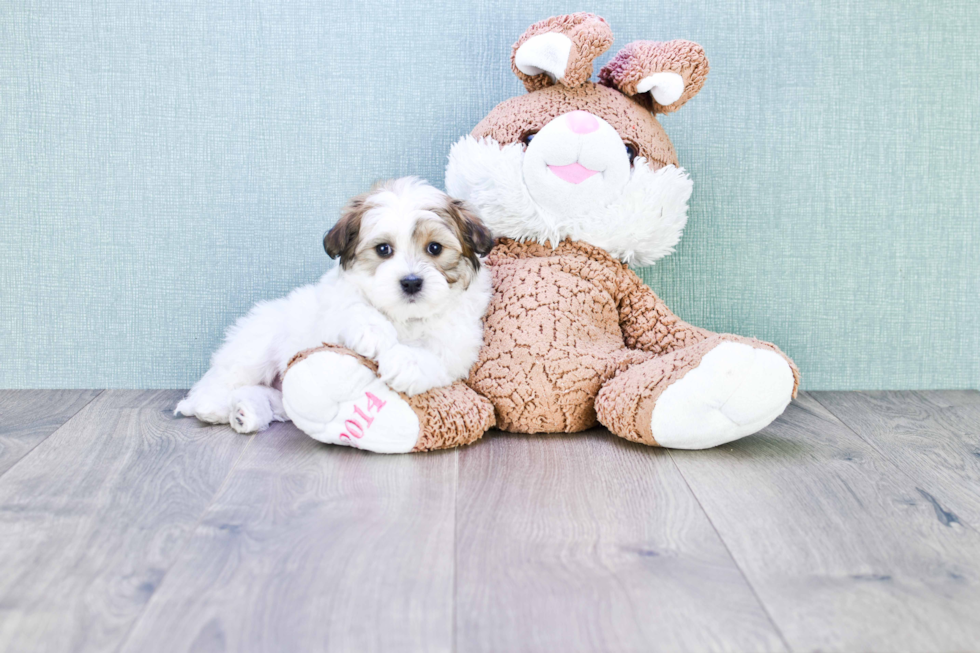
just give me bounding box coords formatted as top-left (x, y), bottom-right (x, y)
top-left (651, 342), bottom-right (794, 450)
top-left (281, 350), bottom-right (420, 454)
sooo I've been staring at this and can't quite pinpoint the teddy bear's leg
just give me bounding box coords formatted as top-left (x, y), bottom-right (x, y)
top-left (596, 335), bottom-right (799, 449)
top-left (404, 383), bottom-right (496, 452)
top-left (281, 344), bottom-right (494, 453)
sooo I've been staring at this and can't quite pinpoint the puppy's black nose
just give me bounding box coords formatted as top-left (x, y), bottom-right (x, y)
top-left (400, 275), bottom-right (423, 296)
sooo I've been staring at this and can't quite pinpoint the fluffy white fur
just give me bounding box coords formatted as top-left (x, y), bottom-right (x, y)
top-left (446, 134), bottom-right (693, 266)
top-left (175, 178), bottom-right (492, 434)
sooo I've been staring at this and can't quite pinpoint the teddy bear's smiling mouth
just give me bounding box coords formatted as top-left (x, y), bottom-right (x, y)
top-left (548, 162), bottom-right (600, 184)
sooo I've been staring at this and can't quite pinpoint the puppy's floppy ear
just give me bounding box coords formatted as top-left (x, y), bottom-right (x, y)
top-left (324, 194), bottom-right (368, 269)
top-left (458, 200), bottom-right (495, 258)
top-left (441, 199), bottom-right (494, 267)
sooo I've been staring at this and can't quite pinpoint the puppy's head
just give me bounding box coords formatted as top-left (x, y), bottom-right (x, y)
top-left (324, 177), bottom-right (493, 320)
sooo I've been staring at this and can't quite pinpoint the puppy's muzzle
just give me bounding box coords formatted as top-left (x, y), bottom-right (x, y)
top-left (400, 275), bottom-right (424, 296)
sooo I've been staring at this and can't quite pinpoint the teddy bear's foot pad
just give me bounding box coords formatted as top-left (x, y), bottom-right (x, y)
top-left (281, 349), bottom-right (420, 454)
top-left (651, 341), bottom-right (794, 449)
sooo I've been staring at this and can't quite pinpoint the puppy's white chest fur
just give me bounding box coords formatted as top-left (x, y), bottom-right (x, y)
top-left (389, 266), bottom-right (492, 380)
top-left (321, 263), bottom-right (491, 384)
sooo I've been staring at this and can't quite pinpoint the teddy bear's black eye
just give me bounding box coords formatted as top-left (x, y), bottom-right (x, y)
top-left (521, 132), bottom-right (538, 147)
top-left (625, 144), bottom-right (637, 165)
top-left (375, 243), bottom-right (393, 258)
top-left (426, 242), bottom-right (443, 256)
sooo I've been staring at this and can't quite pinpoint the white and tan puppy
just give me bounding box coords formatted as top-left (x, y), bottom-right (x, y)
top-left (176, 177), bottom-right (494, 434)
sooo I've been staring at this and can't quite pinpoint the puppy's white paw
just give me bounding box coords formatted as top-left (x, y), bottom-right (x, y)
top-left (281, 349), bottom-right (420, 453)
top-left (230, 402), bottom-right (265, 433)
top-left (344, 323), bottom-right (398, 360)
top-left (651, 342), bottom-right (795, 449)
top-left (377, 345), bottom-right (451, 396)
top-left (228, 386), bottom-right (283, 434)
top-left (174, 395), bottom-right (230, 425)
top-left (174, 397), bottom-right (194, 418)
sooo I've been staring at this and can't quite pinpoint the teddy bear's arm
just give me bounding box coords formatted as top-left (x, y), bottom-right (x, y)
top-left (617, 266), bottom-right (712, 355)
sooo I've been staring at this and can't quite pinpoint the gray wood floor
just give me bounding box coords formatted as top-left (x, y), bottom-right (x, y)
top-left (0, 390), bottom-right (978, 652)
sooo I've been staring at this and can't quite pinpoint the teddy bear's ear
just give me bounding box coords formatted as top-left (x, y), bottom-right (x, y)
top-left (511, 13), bottom-right (613, 92)
top-left (598, 40), bottom-right (709, 114)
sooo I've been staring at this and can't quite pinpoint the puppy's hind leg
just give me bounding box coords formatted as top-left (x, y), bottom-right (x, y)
top-left (175, 366), bottom-right (239, 424)
top-left (229, 385), bottom-right (287, 434)
top-left (177, 295), bottom-right (291, 428)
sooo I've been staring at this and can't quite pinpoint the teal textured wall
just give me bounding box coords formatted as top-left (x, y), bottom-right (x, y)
top-left (1, 1), bottom-right (978, 389)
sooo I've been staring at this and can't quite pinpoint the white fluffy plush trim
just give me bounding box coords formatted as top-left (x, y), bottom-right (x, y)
top-left (637, 72), bottom-right (685, 106)
top-left (514, 33), bottom-right (572, 80)
top-left (445, 136), bottom-right (693, 266)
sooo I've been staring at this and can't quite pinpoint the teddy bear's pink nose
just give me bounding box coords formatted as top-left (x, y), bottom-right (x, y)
top-left (566, 111), bottom-right (599, 134)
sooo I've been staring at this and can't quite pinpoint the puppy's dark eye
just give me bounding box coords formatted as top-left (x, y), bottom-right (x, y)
top-left (426, 242), bottom-right (443, 256)
top-left (375, 243), bottom-right (393, 258)
top-left (625, 144), bottom-right (637, 165)
top-left (520, 132), bottom-right (538, 148)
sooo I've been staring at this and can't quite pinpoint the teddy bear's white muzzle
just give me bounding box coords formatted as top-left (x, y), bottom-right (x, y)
top-left (522, 111), bottom-right (632, 216)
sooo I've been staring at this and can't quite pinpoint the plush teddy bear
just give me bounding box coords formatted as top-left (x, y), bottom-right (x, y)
top-left (281, 13), bottom-right (799, 453)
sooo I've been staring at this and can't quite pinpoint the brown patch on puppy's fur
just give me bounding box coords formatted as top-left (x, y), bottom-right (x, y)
top-left (324, 192), bottom-right (371, 269)
top-left (349, 232), bottom-right (395, 276)
top-left (435, 200), bottom-right (494, 267)
top-left (426, 199), bottom-right (494, 288)
top-left (413, 218), bottom-right (465, 285)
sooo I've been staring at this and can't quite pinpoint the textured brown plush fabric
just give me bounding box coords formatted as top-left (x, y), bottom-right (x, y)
top-left (598, 40), bottom-right (710, 114)
top-left (468, 239), bottom-right (800, 437)
top-left (286, 344), bottom-right (494, 452)
top-left (472, 83), bottom-right (678, 168)
top-left (511, 13), bottom-right (613, 92)
top-left (407, 383), bottom-right (495, 452)
top-left (460, 14), bottom-right (800, 446)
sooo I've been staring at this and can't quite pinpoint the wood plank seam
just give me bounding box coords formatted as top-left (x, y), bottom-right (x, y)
top-left (117, 423), bottom-right (458, 652)
top-left (0, 389), bottom-right (104, 483)
top-left (112, 426), bottom-right (260, 652)
top-left (453, 431), bottom-right (789, 651)
top-left (664, 392), bottom-right (980, 651)
top-left (810, 393), bottom-right (977, 534)
top-left (665, 448), bottom-right (793, 652)
top-left (452, 447), bottom-right (459, 653)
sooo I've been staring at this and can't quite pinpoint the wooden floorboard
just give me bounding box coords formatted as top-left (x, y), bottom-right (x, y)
top-left (0, 390), bottom-right (102, 476)
top-left (813, 390), bottom-right (980, 525)
top-left (454, 429), bottom-right (787, 653)
top-left (0, 390), bottom-right (250, 653)
top-left (120, 422), bottom-right (457, 653)
top-left (4, 389), bottom-right (980, 652)
top-left (668, 392), bottom-right (980, 652)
